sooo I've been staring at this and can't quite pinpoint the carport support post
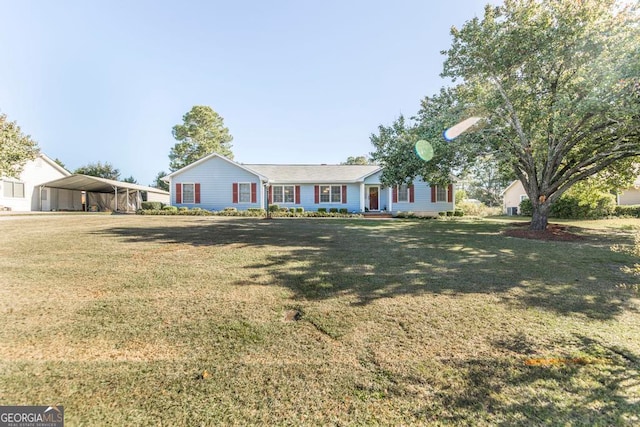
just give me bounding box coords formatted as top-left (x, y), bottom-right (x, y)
top-left (114, 186), bottom-right (118, 212)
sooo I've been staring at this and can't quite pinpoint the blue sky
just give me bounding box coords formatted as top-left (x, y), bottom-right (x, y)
top-left (1, 0), bottom-right (498, 186)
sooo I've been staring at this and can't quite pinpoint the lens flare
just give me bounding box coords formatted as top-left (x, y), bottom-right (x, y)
top-left (443, 117), bottom-right (482, 141)
top-left (415, 140), bottom-right (434, 161)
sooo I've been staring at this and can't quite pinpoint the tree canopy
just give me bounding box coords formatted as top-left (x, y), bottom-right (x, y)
top-left (74, 161), bottom-right (121, 180)
top-left (372, 0), bottom-right (640, 230)
top-left (169, 105), bottom-right (233, 171)
top-left (0, 113), bottom-right (39, 178)
top-left (341, 155), bottom-right (375, 165)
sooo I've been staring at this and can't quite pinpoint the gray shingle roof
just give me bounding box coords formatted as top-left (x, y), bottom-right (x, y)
top-left (244, 164), bottom-right (381, 183)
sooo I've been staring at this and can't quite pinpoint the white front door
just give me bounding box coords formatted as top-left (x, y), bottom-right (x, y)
top-left (41, 188), bottom-right (50, 211)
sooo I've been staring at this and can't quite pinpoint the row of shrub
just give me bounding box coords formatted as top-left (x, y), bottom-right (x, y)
top-left (519, 195), bottom-right (640, 219)
top-left (136, 205), bottom-right (361, 218)
top-left (394, 209), bottom-right (464, 219)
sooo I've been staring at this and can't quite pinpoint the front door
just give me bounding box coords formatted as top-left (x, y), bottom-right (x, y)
top-left (368, 187), bottom-right (379, 211)
top-left (41, 188), bottom-right (50, 211)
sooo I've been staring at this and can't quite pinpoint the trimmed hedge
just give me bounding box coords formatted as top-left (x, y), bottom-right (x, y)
top-left (615, 205), bottom-right (640, 217)
top-left (141, 201), bottom-right (163, 210)
top-left (136, 207), bottom-right (359, 218)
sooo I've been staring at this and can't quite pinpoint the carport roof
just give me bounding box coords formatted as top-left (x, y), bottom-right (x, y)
top-left (41, 174), bottom-right (170, 194)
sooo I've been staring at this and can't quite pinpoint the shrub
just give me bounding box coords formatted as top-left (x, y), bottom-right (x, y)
top-left (456, 201), bottom-right (501, 217)
top-left (268, 204), bottom-right (279, 212)
top-left (454, 208), bottom-right (464, 217)
top-left (296, 207), bottom-right (304, 214)
top-left (163, 205), bottom-right (178, 213)
top-left (550, 192), bottom-right (615, 219)
top-left (438, 211), bottom-right (446, 217)
top-left (141, 201), bottom-right (162, 210)
top-left (329, 208), bottom-right (339, 213)
top-left (446, 211), bottom-right (454, 217)
top-left (519, 199), bottom-right (533, 216)
top-left (317, 208), bottom-right (327, 213)
top-left (223, 207), bottom-right (237, 212)
top-left (339, 208), bottom-right (348, 214)
top-left (178, 207), bottom-right (189, 212)
top-left (615, 205), bottom-right (640, 218)
top-left (248, 208), bottom-right (266, 215)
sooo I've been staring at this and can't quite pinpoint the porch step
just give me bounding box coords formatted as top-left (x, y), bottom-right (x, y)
top-left (362, 212), bottom-right (394, 219)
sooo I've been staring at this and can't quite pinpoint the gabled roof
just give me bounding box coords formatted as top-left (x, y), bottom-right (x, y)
top-left (42, 174), bottom-right (170, 194)
top-left (163, 152), bottom-right (382, 184)
top-left (38, 153), bottom-right (72, 176)
top-left (500, 180), bottom-right (522, 196)
top-left (163, 153), bottom-right (267, 181)
top-left (245, 164), bottom-right (382, 184)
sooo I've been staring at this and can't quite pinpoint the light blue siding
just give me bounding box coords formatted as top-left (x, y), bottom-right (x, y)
top-left (392, 178), bottom-right (455, 213)
top-left (172, 156), bottom-right (263, 211)
top-left (169, 155), bottom-right (454, 213)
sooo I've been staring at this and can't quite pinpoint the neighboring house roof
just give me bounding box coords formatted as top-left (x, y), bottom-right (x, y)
top-left (245, 164), bottom-right (381, 184)
top-left (42, 174), bottom-right (170, 195)
top-left (38, 153), bottom-right (72, 177)
top-left (500, 180), bottom-right (522, 196)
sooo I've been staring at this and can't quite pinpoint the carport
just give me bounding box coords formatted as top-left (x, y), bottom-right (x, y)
top-left (40, 174), bottom-right (168, 212)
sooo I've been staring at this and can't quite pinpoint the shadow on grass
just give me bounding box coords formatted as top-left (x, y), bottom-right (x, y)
top-left (92, 218), bottom-right (640, 423)
top-left (95, 218), bottom-right (637, 320)
top-left (406, 333), bottom-right (640, 425)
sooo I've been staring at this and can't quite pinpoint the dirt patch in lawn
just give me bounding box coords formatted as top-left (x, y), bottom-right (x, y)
top-left (503, 222), bottom-right (584, 241)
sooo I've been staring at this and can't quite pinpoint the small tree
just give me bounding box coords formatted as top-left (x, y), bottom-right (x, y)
top-left (0, 113), bottom-right (39, 178)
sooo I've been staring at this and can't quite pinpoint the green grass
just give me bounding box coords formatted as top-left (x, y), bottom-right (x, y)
top-left (1, 215), bottom-right (639, 425)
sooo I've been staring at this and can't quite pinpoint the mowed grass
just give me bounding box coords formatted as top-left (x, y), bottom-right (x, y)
top-left (0, 215), bottom-right (639, 425)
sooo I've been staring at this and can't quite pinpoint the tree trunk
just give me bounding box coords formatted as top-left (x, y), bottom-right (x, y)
top-left (530, 203), bottom-right (549, 231)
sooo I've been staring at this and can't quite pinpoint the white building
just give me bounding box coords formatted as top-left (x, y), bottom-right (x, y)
top-left (0, 153), bottom-right (72, 212)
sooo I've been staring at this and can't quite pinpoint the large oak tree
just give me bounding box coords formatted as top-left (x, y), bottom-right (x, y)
top-left (372, 0), bottom-right (640, 230)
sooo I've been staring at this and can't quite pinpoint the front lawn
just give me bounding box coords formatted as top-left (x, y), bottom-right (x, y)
top-left (0, 215), bottom-right (638, 425)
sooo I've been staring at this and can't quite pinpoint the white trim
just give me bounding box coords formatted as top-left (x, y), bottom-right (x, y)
top-left (271, 184), bottom-right (296, 204)
top-left (181, 182), bottom-right (196, 204)
top-left (238, 182), bottom-right (252, 203)
top-left (396, 184), bottom-right (410, 203)
top-left (368, 186), bottom-right (380, 211)
top-left (318, 184), bottom-right (343, 204)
